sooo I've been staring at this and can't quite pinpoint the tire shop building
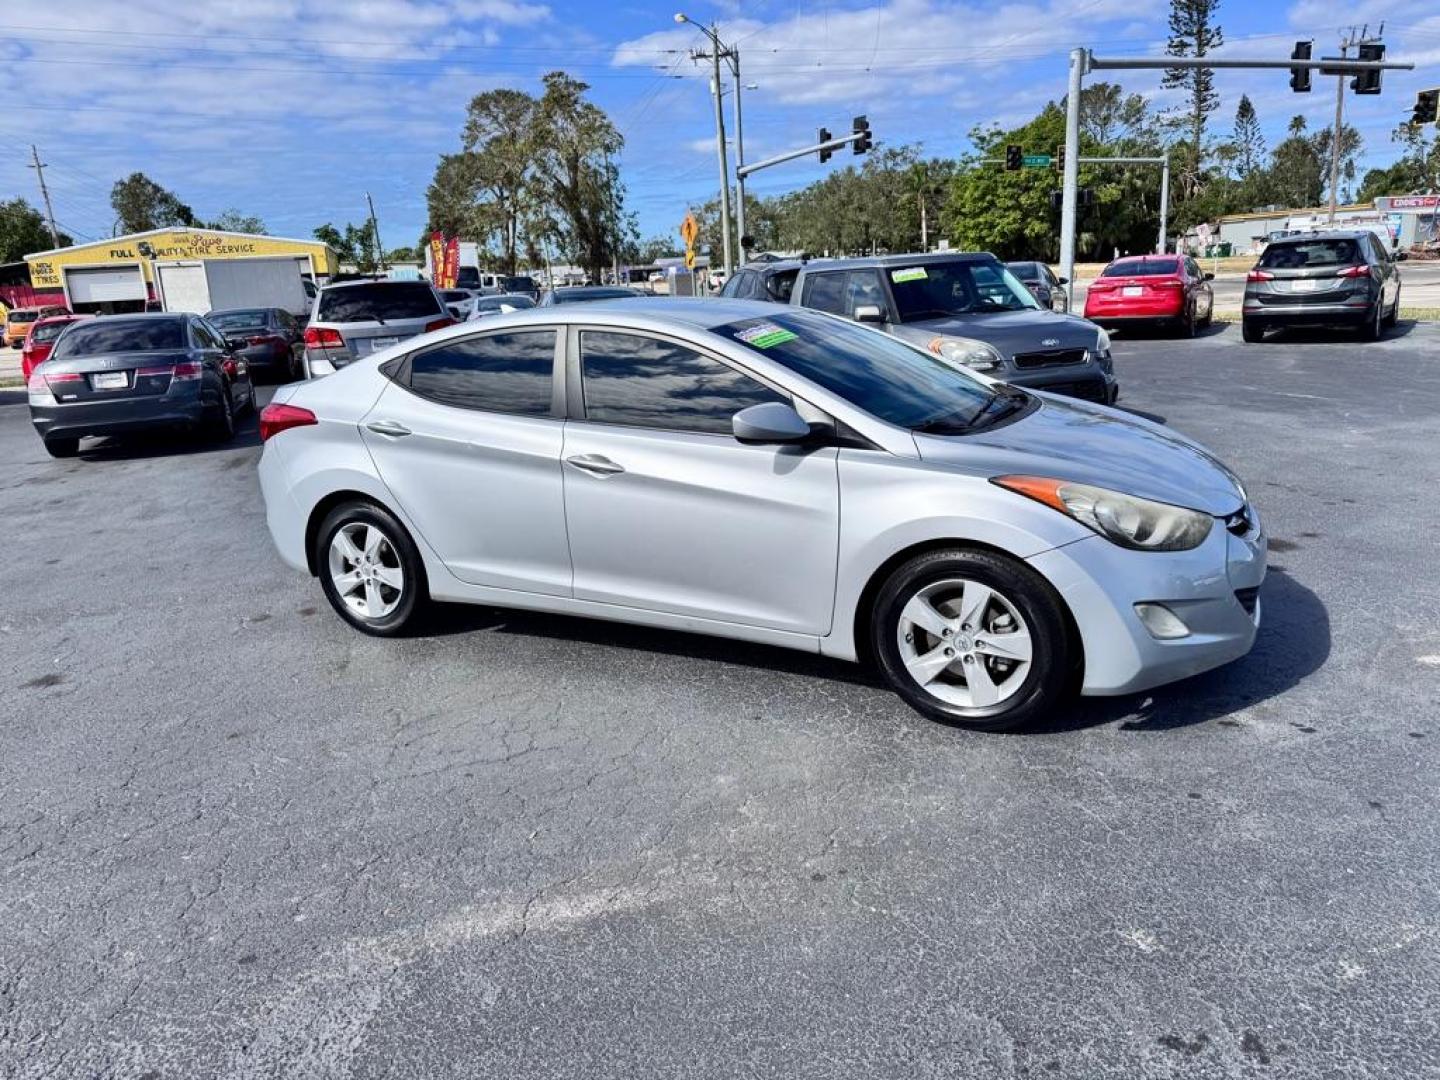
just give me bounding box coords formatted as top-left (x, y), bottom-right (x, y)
top-left (23, 228), bottom-right (339, 315)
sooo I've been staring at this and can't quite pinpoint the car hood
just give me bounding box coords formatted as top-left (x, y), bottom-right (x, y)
top-left (889, 309), bottom-right (1100, 360)
top-left (914, 394), bottom-right (1246, 515)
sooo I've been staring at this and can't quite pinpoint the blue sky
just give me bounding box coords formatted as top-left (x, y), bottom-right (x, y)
top-left (1, 0), bottom-right (1437, 253)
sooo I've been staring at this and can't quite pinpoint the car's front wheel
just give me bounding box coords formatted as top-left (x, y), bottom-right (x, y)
top-left (871, 548), bottom-right (1072, 732)
top-left (315, 502), bottom-right (427, 636)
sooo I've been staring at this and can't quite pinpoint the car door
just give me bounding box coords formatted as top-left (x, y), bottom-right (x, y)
top-left (560, 327), bottom-right (840, 636)
top-left (189, 318), bottom-right (237, 409)
top-left (359, 327), bottom-right (573, 596)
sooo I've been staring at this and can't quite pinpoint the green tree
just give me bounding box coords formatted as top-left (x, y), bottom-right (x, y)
top-left (1264, 116), bottom-right (1325, 208)
top-left (1161, 0), bottom-right (1224, 200)
top-left (0, 197), bottom-right (69, 260)
top-left (1231, 95), bottom-right (1264, 178)
top-left (110, 172), bottom-right (198, 233)
top-left (207, 209), bottom-right (266, 234)
top-left (313, 221), bottom-right (379, 273)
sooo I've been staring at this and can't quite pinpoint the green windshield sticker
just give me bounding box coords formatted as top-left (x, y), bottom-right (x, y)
top-left (891, 267), bottom-right (927, 282)
top-left (736, 323), bottom-right (798, 348)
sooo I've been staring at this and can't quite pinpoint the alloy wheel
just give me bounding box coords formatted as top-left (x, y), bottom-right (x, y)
top-left (328, 522), bottom-right (405, 620)
top-left (895, 578), bottom-right (1034, 708)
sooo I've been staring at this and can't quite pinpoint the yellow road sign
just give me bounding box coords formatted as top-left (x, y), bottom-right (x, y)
top-left (684, 248), bottom-right (696, 270)
top-left (680, 213), bottom-right (699, 247)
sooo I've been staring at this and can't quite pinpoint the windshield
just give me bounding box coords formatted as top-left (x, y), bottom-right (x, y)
top-left (207, 310), bottom-right (268, 329)
top-left (455, 267), bottom-right (480, 288)
top-left (1007, 262), bottom-right (1040, 280)
top-left (8, 310), bottom-right (38, 324)
top-left (31, 321), bottom-right (73, 343)
top-left (1259, 239), bottom-right (1361, 269)
top-left (1102, 258), bottom-right (1178, 277)
top-left (51, 319), bottom-right (185, 358)
top-left (476, 296), bottom-right (535, 312)
top-left (553, 287), bottom-right (640, 303)
top-left (442, 290), bottom-right (470, 302)
top-left (715, 311), bottom-right (1009, 435)
top-left (887, 261), bottom-right (1039, 320)
top-left (317, 283), bottom-right (443, 323)
top-left (501, 276), bottom-right (535, 292)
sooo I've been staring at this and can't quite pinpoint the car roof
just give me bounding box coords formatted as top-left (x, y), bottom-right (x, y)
top-left (86, 312), bottom-right (189, 322)
top-left (1111, 254), bottom-right (1178, 263)
top-left (742, 260), bottom-right (804, 275)
top-left (799, 251), bottom-right (999, 271)
top-left (321, 278), bottom-right (433, 291)
top-left (1266, 230), bottom-right (1372, 242)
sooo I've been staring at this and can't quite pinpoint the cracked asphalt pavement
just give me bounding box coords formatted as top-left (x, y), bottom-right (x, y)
top-left (2, 321), bottom-right (1438, 1079)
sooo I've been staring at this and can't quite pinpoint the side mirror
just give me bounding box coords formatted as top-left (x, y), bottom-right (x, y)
top-left (853, 304), bottom-right (885, 323)
top-left (1203, 272), bottom-right (1215, 281)
top-left (1055, 276), bottom-right (1069, 286)
top-left (1395, 251), bottom-right (1408, 262)
top-left (732, 402), bottom-right (812, 445)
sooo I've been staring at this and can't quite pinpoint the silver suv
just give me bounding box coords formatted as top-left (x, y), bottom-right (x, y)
top-left (303, 280), bottom-right (454, 378)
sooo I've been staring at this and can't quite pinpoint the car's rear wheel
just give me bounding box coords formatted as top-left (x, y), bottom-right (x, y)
top-left (1383, 288), bottom-right (1400, 329)
top-left (871, 548), bottom-right (1072, 732)
top-left (1241, 318), bottom-right (1264, 343)
top-left (1361, 299), bottom-right (1384, 342)
top-left (315, 502), bottom-right (427, 636)
top-left (43, 437), bottom-right (80, 459)
top-left (209, 384), bottom-right (236, 441)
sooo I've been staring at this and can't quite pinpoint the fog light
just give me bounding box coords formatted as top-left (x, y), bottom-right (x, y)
top-left (1135, 602), bottom-right (1191, 640)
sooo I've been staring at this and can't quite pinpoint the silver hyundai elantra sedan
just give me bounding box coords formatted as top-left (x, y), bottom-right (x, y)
top-left (257, 299), bottom-right (1266, 731)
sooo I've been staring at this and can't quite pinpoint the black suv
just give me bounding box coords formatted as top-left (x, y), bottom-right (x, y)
top-left (1242, 230), bottom-right (1403, 343)
top-left (719, 260), bottom-right (804, 304)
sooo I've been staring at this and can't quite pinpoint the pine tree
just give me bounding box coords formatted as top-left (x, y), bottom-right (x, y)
top-left (1232, 95), bottom-right (1264, 178)
top-left (1162, 0), bottom-right (1224, 199)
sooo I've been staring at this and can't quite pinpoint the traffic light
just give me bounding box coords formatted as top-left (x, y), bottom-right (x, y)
top-left (1054, 143), bottom-right (1066, 172)
top-left (1078, 188), bottom-right (1095, 209)
top-left (1005, 144), bottom-right (1022, 171)
top-left (818, 127), bottom-right (833, 164)
top-left (852, 115), bottom-right (872, 154)
top-left (1351, 41), bottom-right (1384, 95)
top-left (1289, 41), bottom-right (1312, 92)
top-left (1049, 191), bottom-right (1063, 212)
top-left (1411, 88), bottom-right (1440, 127)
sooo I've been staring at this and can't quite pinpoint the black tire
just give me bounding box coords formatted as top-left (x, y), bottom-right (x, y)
top-left (1360, 299), bottom-right (1384, 342)
top-left (1241, 318), bottom-right (1264, 344)
top-left (44, 437), bottom-right (80, 458)
top-left (1383, 288), bottom-right (1400, 329)
top-left (871, 548), bottom-right (1073, 732)
top-left (209, 383), bottom-right (236, 441)
top-left (1180, 305), bottom-right (1197, 338)
top-left (314, 501), bottom-right (428, 637)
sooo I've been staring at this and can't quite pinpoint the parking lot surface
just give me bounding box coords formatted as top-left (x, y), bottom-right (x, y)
top-left (3, 323), bottom-right (1439, 1079)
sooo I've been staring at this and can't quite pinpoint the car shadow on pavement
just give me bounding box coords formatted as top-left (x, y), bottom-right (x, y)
top-left (1262, 321), bottom-right (1419, 345)
top-left (68, 413), bottom-right (262, 462)
top-left (423, 568), bottom-right (1329, 729)
top-left (1105, 320), bottom-right (1229, 342)
top-left (1034, 568), bottom-right (1330, 734)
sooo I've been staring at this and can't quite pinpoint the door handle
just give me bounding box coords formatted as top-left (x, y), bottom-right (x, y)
top-left (366, 419), bottom-right (412, 437)
top-left (565, 453), bottom-right (624, 477)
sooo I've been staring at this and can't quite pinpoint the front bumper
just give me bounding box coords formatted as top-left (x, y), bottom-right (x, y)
top-left (1027, 509), bottom-right (1267, 696)
top-left (1004, 363), bottom-right (1117, 404)
top-left (30, 387), bottom-right (206, 441)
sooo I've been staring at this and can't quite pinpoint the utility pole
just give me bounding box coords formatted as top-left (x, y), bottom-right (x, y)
top-left (365, 192), bottom-right (387, 272)
top-left (677, 13), bottom-right (735, 279)
top-left (1327, 30), bottom-right (1355, 224)
top-left (731, 49), bottom-right (747, 262)
top-left (28, 145), bottom-right (61, 248)
top-left (1059, 49), bottom-right (1085, 288)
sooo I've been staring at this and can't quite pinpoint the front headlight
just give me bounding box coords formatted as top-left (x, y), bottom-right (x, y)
top-left (991, 475), bottom-right (1214, 551)
top-left (928, 335), bottom-right (1003, 372)
top-left (1095, 328), bottom-right (1112, 354)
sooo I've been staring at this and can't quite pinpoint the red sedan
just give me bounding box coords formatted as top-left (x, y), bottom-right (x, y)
top-left (21, 314), bottom-right (89, 380)
top-left (1083, 255), bottom-right (1215, 336)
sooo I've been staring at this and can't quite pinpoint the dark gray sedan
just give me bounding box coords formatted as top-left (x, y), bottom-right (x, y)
top-left (206, 307), bottom-right (304, 383)
top-left (27, 313), bottom-right (254, 458)
top-left (1005, 261), bottom-right (1070, 312)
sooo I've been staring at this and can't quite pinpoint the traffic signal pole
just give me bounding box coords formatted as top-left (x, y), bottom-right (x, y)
top-left (1059, 49), bottom-right (1413, 284)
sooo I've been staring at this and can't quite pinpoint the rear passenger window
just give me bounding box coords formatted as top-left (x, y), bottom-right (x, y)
top-left (802, 273), bottom-right (847, 314)
top-left (406, 330), bottom-right (555, 415)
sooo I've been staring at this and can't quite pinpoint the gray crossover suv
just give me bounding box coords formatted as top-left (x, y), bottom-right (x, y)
top-left (1241, 230), bottom-right (1403, 343)
top-left (789, 253), bottom-right (1116, 403)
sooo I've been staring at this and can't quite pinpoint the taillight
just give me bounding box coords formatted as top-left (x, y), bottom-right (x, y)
top-left (44, 371), bottom-right (82, 389)
top-left (1153, 279), bottom-right (1183, 289)
top-left (27, 370), bottom-right (50, 393)
top-left (222, 358), bottom-right (238, 378)
top-left (304, 326), bottom-right (343, 348)
top-left (424, 317), bottom-right (456, 333)
top-left (247, 335), bottom-right (270, 347)
top-left (1336, 265), bottom-right (1370, 278)
top-left (1088, 280), bottom-right (1115, 291)
top-left (1246, 270), bottom-right (1274, 282)
top-left (259, 402), bottom-right (317, 442)
top-left (171, 362), bottom-right (203, 381)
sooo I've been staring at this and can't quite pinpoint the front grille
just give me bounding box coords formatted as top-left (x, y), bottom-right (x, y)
top-left (1234, 587), bottom-right (1259, 615)
top-left (1014, 348), bottom-right (1087, 369)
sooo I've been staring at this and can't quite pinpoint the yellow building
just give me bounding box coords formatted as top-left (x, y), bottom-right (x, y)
top-left (24, 228), bottom-right (339, 314)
